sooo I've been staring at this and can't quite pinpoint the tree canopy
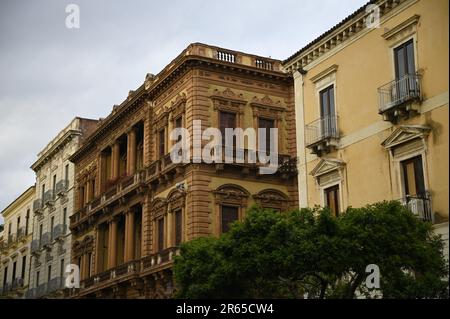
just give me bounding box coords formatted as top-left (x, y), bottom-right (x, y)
top-left (173, 201), bottom-right (448, 299)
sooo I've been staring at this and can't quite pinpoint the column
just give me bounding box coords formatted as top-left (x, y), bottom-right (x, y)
top-left (111, 142), bottom-right (120, 180)
top-left (127, 129), bottom-right (137, 176)
top-left (124, 210), bottom-right (135, 262)
top-left (108, 219), bottom-right (118, 269)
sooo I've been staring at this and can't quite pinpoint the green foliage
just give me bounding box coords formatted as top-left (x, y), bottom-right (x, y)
top-left (173, 202), bottom-right (449, 299)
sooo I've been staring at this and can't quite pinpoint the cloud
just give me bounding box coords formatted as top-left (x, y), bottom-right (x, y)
top-left (0, 0), bottom-right (367, 217)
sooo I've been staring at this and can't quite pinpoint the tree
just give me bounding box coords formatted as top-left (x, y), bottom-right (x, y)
top-left (173, 201), bottom-right (448, 299)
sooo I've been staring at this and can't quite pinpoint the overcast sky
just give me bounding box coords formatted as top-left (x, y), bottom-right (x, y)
top-left (0, 0), bottom-right (367, 223)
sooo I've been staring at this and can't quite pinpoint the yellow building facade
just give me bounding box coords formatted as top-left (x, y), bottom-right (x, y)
top-left (283, 0), bottom-right (448, 255)
top-left (0, 186), bottom-right (35, 298)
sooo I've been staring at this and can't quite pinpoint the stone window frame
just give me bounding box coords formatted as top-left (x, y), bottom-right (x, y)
top-left (213, 184), bottom-right (249, 234)
top-left (253, 189), bottom-right (290, 212)
top-left (211, 88), bottom-right (247, 138)
top-left (250, 95), bottom-right (286, 153)
top-left (153, 111), bottom-right (169, 160)
top-left (167, 188), bottom-right (187, 246)
top-left (151, 198), bottom-right (168, 252)
top-left (168, 93), bottom-right (187, 151)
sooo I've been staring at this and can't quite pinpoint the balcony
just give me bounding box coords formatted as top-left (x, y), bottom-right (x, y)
top-left (11, 278), bottom-right (24, 290)
top-left (378, 73), bottom-right (422, 123)
top-left (53, 224), bottom-right (67, 240)
top-left (35, 283), bottom-right (47, 298)
top-left (402, 192), bottom-right (433, 223)
top-left (305, 115), bottom-right (339, 156)
top-left (43, 190), bottom-right (55, 206)
top-left (0, 283), bottom-right (11, 295)
top-left (25, 288), bottom-right (36, 299)
top-left (17, 227), bottom-right (27, 242)
top-left (30, 239), bottom-right (40, 254)
top-left (7, 233), bottom-right (16, 246)
top-left (47, 277), bottom-right (64, 293)
top-left (40, 232), bottom-right (51, 248)
top-left (55, 179), bottom-right (69, 196)
top-left (33, 199), bottom-right (43, 214)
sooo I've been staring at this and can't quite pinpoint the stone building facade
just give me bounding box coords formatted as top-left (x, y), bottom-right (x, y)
top-left (283, 0), bottom-right (448, 256)
top-left (27, 117), bottom-right (98, 298)
top-left (0, 186), bottom-right (35, 298)
top-left (69, 43), bottom-right (298, 298)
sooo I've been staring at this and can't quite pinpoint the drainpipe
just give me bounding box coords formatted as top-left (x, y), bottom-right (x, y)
top-left (293, 66), bottom-right (309, 208)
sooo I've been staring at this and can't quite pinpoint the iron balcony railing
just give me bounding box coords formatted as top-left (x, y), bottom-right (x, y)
top-left (32, 199), bottom-right (43, 213)
top-left (35, 283), bottom-right (47, 298)
top-left (55, 179), bottom-right (69, 196)
top-left (30, 239), bottom-right (40, 254)
top-left (40, 232), bottom-right (51, 248)
top-left (378, 73), bottom-right (422, 113)
top-left (305, 115), bottom-right (339, 147)
top-left (0, 283), bottom-right (11, 294)
top-left (17, 227), bottom-right (26, 240)
top-left (47, 277), bottom-right (65, 293)
top-left (7, 233), bottom-right (16, 245)
top-left (25, 288), bottom-right (36, 299)
top-left (53, 224), bottom-right (67, 240)
top-left (43, 190), bottom-right (55, 205)
top-left (11, 277), bottom-right (24, 290)
top-left (402, 192), bottom-right (433, 222)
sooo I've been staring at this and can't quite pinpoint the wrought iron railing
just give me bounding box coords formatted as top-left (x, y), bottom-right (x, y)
top-left (30, 239), bottom-right (40, 254)
top-left (402, 192), bottom-right (433, 222)
top-left (378, 73), bottom-right (422, 113)
top-left (53, 224), bottom-right (67, 240)
top-left (55, 179), bottom-right (69, 195)
top-left (11, 277), bottom-right (24, 290)
top-left (32, 199), bottom-right (43, 213)
top-left (35, 283), bottom-right (47, 298)
top-left (47, 277), bottom-right (64, 293)
top-left (305, 115), bottom-right (339, 147)
top-left (40, 232), bottom-right (51, 248)
top-left (43, 190), bottom-right (55, 205)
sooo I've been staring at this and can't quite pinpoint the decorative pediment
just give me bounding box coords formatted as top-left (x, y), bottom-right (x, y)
top-left (253, 189), bottom-right (289, 211)
top-left (213, 184), bottom-right (249, 206)
top-left (72, 235), bottom-right (94, 256)
top-left (250, 95), bottom-right (284, 111)
top-left (167, 189), bottom-right (186, 211)
top-left (381, 125), bottom-right (431, 150)
top-left (310, 158), bottom-right (345, 177)
top-left (151, 197), bottom-right (167, 219)
top-left (211, 88), bottom-right (246, 114)
top-left (170, 93), bottom-right (187, 120)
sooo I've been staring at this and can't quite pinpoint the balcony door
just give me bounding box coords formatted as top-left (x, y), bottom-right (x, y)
top-left (394, 39), bottom-right (417, 100)
top-left (401, 155), bottom-right (425, 198)
top-left (324, 184), bottom-right (340, 217)
top-left (319, 85), bottom-right (336, 139)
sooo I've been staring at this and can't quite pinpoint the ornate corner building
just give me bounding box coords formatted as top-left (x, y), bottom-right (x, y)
top-left (0, 187), bottom-right (34, 298)
top-left (68, 43), bottom-right (298, 298)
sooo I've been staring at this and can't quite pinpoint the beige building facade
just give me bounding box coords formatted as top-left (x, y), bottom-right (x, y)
top-left (27, 117), bottom-right (97, 298)
top-left (283, 0), bottom-right (448, 256)
top-left (0, 186), bottom-right (35, 298)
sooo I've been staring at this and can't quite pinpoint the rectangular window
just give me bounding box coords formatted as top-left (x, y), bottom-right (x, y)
top-left (17, 216), bottom-right (20, 233)
top-left (21, 256), bottom-right (27, 280)
top-left (174, 210), bottom-right (182, 246)
top-left (394, 39), bottom-right (415, 79)
top-left (401, 156), bottom-right (425, 197)
top-left (25, 209), bottom-right (30, 235)
top-left (52, 175), bottom-right (57, 191)
top-left (47, 265), bottom-right (52, 282)
top-left (158, 218), bottom-right (165, 252)
top-left (50, 216), bottom-right (54, 241)
top-left (159, 129), bottom-right (166, 158)
top-left (258, 118), bottom-right (275, 154)
top-left (12, 261), bottom-right (16, 281)
top-left (63, 208), bottom-right (67, 232)
top-left (319, 85), bottom-right (336, 138)
top-left (175, 117), bottom-right (183, 143)
top-left (219, 111), bottom-right (236, 146)
top-left (3, 267), bottom-right (7, 287)
top-left (65, 164), bottom-right (69, 181)
top-left (41, 184), bottom-right (45, 200)
top-left (324, 185), bottom-right (340, 217)
top-left (221, 205), bottom-right (239, 233)
top-left (60, 259), bottom-right (65, 278)
top-left (36, 271), bottom-right (40, 288)
top-left (87, 253), bottom-right (92, 277)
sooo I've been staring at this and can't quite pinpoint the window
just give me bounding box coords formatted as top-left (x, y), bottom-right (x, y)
top-left (324, 185), bottom-right (340, 217)
top-left (221, 205), bottom-right (239, 233)
top-left (52, 175), bottom-right (57, 191)
top-left (87, 253), bottom-right (92, 277)
top-left (3, 267), bottom-right (7, 287)
top-left (41, 184), bottom-right (45, 200)
top-left (258, 118), bottom-right (275, 154)
top-left (219, 111), bottom-right (236, 146)
top-left (175, 117), bottom-right (183, 142)
top-left (17, 216), bottom-right (20, 233)
top-left (157, 218), bottom-right (165, 252)
top-left (60, 259), bottom-right (65, 278)
top-left (174, 210), bottom-right (182, 246)
top-left (39, 224), bottom-right (43, 242)
top-left (50, 216), bottom-right (54, 241)
top-left (401, 156), bottom-right (425, 198)
top-left (8, 223), bottom-right (11, 235)
top-left (63, 208), bottom-right (67, 232)
top-left (159, 129), bottom-right (166, 158)
top-left (36, 271), bottom-right (40, 288)
top-left (21, 256), bottom-right (27, 280)
top-left (394, 39), bottom-right (415, 79)
top-left (12, 261), bottom-right (16, 281)
top-left (47, 265), bottom-right (52, 282)
top-left (25, 209), bottom-right (30, 235)
top-left (65, 164), bottom-right (69, 181)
